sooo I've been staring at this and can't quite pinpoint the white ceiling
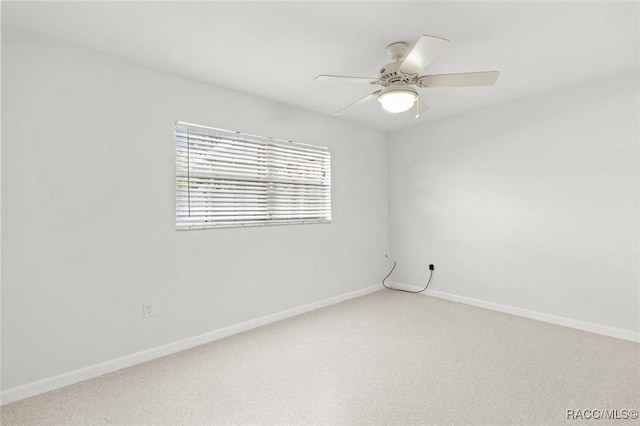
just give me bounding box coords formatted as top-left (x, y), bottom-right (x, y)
top-left (3, 1), bottom-right (639, 132)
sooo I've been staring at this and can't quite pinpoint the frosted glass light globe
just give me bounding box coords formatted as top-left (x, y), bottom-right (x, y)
top-left (379, 89), bottom-right (417, 113)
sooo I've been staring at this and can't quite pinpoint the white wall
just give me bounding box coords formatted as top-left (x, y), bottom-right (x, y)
top-left (389, 70), bottom-right (639, 333)
top-left (1, 30), bottom-right (389, 391)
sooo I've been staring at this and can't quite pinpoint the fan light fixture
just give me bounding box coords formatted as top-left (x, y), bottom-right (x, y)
top-left (315, 35), bottom-right (500, 118)
top-left (378, 88), bottom-right (418, 113)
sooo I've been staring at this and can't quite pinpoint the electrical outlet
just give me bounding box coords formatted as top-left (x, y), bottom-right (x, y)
top-left (143, 303), bottom-right (154, 318)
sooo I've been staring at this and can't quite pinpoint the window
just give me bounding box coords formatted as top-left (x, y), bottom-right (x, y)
top-left (176, 122), bottom-right (331, 230)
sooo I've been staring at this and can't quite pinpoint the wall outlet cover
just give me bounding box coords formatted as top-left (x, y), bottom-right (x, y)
top-left (143, 303), bottom-right (154, 318)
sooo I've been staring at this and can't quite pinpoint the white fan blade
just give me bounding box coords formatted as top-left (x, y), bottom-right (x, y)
top-left (334, 90), bottom-right (381, 115)
top-left (315, 75), bottom-right (379, 84)
top-left (417, 71), bottom-right (500, 88)
top-left (415, 96), bottom-right (429, 119)
top-left (399, 35), bottom-right (450, 75)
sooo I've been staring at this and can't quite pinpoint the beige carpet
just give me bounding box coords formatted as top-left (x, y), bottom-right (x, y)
top-left (1, 289), bottom-right (639, 425)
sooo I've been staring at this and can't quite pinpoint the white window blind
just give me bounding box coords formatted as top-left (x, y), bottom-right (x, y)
top-left (176, 122), bottom-right (331, 230)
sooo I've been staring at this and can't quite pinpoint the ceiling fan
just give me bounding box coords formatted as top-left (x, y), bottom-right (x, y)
top-left (314, 35), bottom-right (499, 118)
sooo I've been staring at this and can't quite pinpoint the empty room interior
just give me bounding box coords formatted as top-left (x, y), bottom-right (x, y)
top-left (1, 1), bottom-right (639, 425)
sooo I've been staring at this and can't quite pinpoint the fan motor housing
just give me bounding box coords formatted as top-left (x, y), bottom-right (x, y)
top-left (378, 62), bottom-right (417, 87)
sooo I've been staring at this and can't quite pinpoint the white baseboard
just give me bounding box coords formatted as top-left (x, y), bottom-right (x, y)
top-left (0, 284), bottom-right (382, 406)
top-left (386, 281), bottom-right (640, 343)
